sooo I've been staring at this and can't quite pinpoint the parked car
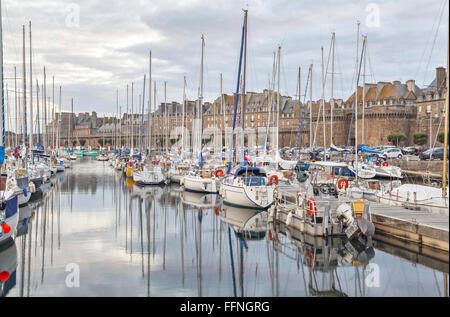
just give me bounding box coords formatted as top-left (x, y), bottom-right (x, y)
top-left (419, 147), bottom-right (448, 160)
top-left (402, 147), bottom-right (416, 155)
top-left (381, 148), bottom-right (403, 159)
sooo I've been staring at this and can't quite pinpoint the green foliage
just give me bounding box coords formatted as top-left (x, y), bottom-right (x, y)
top-left (79, 139), bottom-right (86, 146)
top-left (98, 138), bottom-right (104, 147)
top-left (387, 133), bottom-right (407, 146)
top-left (413, 132), bottom-right (427, 145)
top-left (438, 131), bottom-right (448, 144)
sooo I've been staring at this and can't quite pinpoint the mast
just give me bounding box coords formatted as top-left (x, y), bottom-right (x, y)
top-left (14, 66), bottom-right (17, 147)
top-left (182, 75), bottom-right (187, 156)
top-left (68, 98), bottom-right (72, 149)
top-left (29, 21), bottom-right (33, 151)
top-left (131, 82), bottom-right (134, 152)
top-left (141, 75), bottom-right (146, 155)
top-left (126, 84), bottom-right (128, 150)
top-left (153, 82), bottom-right (157, 153)
top-left (52, 76), bottom-right (55, 150)
top-left (362, 35), bottom-right (367, 146)
top-left (44, 66), bottom-right (47, 150)
top-left (330, 32), bottom-right (335, 145)
top-left (228, 12), bottom-right (246, 173)
top-left (442, 39), bottom-right (449, 198)
top-left (198, 34), bottom-right (205, 159)
top-left (241, 10), bottom-right (248, 141)
top-left (0, 0), bottom-right (4, 151)
top-left (36, 80), bottom-right (40, 149)
top-left (321, 46), bottom-right (326, 160)
top-left (58, 86), bottom-right (61, 150)
top-left (275, 46), bottom-right (281, 157)
top-left (116, 89), bottom-right (118, 150)
top-left (148, 50), bottom-right (152, 155)
top-left (309, 64), bottom-right (313, 148)
top-left (220, 73), bottom-right (224, 151)
top-left (354, 20), bottom-right (360, 183)
top-left (164, 81), bottom-right (167, 153)
top-left (22, 24), bottom-right (28, 166)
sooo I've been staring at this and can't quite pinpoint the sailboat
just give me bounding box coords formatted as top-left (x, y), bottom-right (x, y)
top-left (1, 1), bottom-right (20, 246)
top-left (219, 11), bottom-right (275, 209)
top-left (182, 35), bottom-right (223, 194)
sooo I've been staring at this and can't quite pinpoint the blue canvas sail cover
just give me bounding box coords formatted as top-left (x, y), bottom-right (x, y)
top-left (199, 151), bottom-right (204, 167)
top-left (0, 146), bottom-right (5, 164)
top-left (360, 144), bottom-right (382, 154)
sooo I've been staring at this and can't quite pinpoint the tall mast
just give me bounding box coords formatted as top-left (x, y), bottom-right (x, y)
top-left (148, 50), bottom-right (152, 154)
top-left (442, 39), bottom-right (449, 198)
top-left (362, 35), bottom-right (367, 145)
top-left (68, 98), bottom-right (72, 149)
top-left (141, 75), bottom-right (146, 155)
top-left (275, 46), bottom-right (281, 156)
top-left (14, 66), bottom-right (17, 147)
top-left (164, 81), bottom-right (167, 153)
top-left (0, 0), bottom-right (4, 150)
top-left (241, 10), bottom-right (248, 138)
top-left (321, 46), bottom-right (326, 159)
top-left (29, 21), bottom-right (33, 151)
top-left (153, 82), bottom-right (156, 152)
top-left (330, 32), bottom-right (335, 145)
top-left (182, 75), bottom-right (186, 155)
top-left (52, 76), bottom-right (55, 149)
top-left (44, 66), bottom-right (47, 150)
top-left (354, 21), bottom-right (360, 183)
top-left (36, 80), bottom-right (40, 149)
top-left (309, 64), bottom-right (313, 148)
top-left (58, 86), bottom-right (61, 150)
top-left (126, 84), bottom-right (129, 149)
top-left (220, 73), bottom-right (224, 151)
top-left (22, 24), bottom-right (28, 164)
top-left (116, 89), bottom-right (118, 149)
top-left (131, 82), bottom-right (134, 151)
top-left (198, 34), bottom-right (205, 158)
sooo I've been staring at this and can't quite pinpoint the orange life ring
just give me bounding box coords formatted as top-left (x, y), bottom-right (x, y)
top-left (337, 178), bottom-right (349, 190)
top-left (268, 231), bottom-right (273, 240)
top-left (382, 161), bottom-right (389, 167)
top-left (269, 175), bottom-right (279, 186)
top-left (128, 162), bottom-right (133, 168)
top-left (306, 197), bottom-right (317, 217)
top-left (215, 169), bottom-right (224, 178)
top-left (214, 207), bottom-right (219, 216)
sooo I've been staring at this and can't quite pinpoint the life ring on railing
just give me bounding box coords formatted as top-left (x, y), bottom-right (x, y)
top-left (306, 197), bottom-right (317, 217)
top-left (214, 207), bottom-right (219, 216)
top-left (337, 178), bottom-right (349, 190)
top-left (215, 169), bottom-right (224, 178)
top-left (269, 175), bottom-right (279, 186)
top-left (128, 162), bottom-right (133, 168)
top-left (382, 161), bottom-right (389, 167)
top-left (268, 230), bottom-right (273, 240)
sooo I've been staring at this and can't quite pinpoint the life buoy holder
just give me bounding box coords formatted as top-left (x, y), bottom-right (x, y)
top-left (382, 161), bottom-right (389, 167)
top-left (269, 175), bottom-right (279, 186)
top-left (306, 197), bottom-right (317, 217)
top-left (337, 178), bottom-right (349, 190)
top-left (215, 169), bottom-right (224, 178)
top-left (214, 207), bottom-right (219, 216)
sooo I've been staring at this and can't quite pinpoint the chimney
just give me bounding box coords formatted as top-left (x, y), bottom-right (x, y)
top-left (406, 79), bottom-right (415, 92)
top-left (436, 67), bottom-right (445, 89)
top-left (393, 80), bottom-right (401, 85)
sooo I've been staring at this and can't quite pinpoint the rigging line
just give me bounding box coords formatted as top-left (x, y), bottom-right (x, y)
top-left (414, 0), bottom-right (447, 80)
top-left (366, 40), bottom-right (376, 83)
top-left (421, 0), bottom-right (447, 86)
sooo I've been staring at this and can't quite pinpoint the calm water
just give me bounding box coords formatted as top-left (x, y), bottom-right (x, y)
top-left (1, 158), bottom-right (448, 297)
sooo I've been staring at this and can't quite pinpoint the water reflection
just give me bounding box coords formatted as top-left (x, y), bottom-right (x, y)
top-left (0, 159), bottom-right (448, 297)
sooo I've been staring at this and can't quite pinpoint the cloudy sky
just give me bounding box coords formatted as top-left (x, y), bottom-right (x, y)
top-left (2, 0), bottom-right (448, 118)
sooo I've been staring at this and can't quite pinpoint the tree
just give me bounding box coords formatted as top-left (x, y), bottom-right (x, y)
top-left (413, 132), bottom-right (427, 145)
top-left (79, 139), bottom-right (86, 146)
top-left (387, 133), bottom-right (407, 146)
top-left (438, 131), bottom-right (448, 144)
top-left (98, 138), bottom-right (104, 147)
top-left (106, 139), bottom-right (112, 146)
top-left (72, 140), bottom-right (77, 147)
top-left (170, 138), bottom-right (177, 145)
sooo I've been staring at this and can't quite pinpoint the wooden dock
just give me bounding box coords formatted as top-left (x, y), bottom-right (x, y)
top-left (370, 202), bottom-right (449, 252)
